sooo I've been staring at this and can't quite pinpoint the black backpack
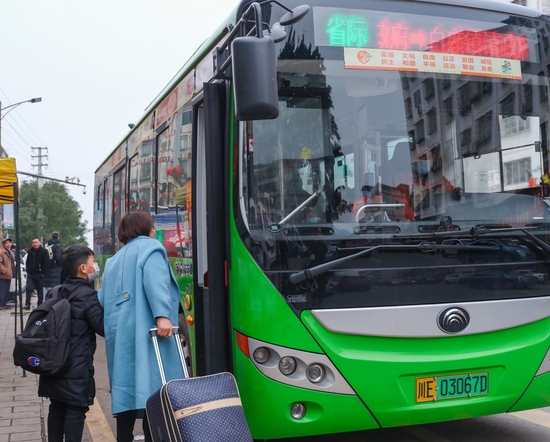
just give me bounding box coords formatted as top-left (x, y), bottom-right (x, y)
top-left (13, 284), bottom-right (89, 375)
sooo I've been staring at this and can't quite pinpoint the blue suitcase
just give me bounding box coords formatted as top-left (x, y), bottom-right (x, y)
top-left (146, 327), bottom-right (253, 442)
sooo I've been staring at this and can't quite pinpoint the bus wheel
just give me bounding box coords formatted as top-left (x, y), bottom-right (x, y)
top-left (178, 312), bottom-right (193, 377)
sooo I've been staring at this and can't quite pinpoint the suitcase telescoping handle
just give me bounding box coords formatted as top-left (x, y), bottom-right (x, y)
top-left (149, 326), bottom-right (189, 385)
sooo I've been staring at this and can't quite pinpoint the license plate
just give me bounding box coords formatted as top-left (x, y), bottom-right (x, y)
top-left (416, 372), bottom-right (489, 403)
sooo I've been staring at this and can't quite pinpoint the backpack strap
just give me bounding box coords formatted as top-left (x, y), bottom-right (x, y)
top-left (49, 286), bottom-right (61, 300)
top-left (50, 284), bottom-right (94, 303)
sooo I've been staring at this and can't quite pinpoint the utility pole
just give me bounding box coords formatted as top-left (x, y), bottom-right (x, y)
top-left (31, 147), bottom-right (48, 242)
top-left (31, 146), bottom-right (48, 188)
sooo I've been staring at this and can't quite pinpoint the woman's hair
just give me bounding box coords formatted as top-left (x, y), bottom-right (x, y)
top-left (60, 245), bottom-right (94, 277)
top-left (118, 211), bottom-right (153, 245)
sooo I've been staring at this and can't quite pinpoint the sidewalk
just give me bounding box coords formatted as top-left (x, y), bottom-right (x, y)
top-left (0, 297), bottom-right (46, 442)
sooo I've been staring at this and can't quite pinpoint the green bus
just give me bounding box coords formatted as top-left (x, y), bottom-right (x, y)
top-left (94, 0), bottom-right (550, 438)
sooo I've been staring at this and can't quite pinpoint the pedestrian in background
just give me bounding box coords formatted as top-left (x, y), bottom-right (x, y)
top-left (98, 211), bottom-right (180, 442)
top-left (103, 235), bottom-right (114, 255)
top-left (0, 238), bottom-right (15, 309)
top-left (44, 231), bottom-right (63, 293)
top-left (24, 237), bottom-right (50, 310)
top-left (38, 245), bottom-right (104, 442)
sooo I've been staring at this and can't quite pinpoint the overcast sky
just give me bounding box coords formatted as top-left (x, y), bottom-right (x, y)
top-left (0, 0), bottom-right (240, 245)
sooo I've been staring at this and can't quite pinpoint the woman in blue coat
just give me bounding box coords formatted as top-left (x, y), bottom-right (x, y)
top-left (98, 211), bottom-right (181, 442)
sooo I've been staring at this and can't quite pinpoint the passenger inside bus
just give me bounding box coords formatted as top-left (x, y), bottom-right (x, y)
top-left (351, 142), bottom-right (417, 222)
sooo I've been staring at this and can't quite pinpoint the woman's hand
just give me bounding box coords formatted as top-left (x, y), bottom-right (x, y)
top-left (156, 317), bottom-right (173, 338)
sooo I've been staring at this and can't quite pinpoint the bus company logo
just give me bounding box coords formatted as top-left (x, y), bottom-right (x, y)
top-left (287, 294), bottom-right (307, 303)
top-left (27, 356), bottom-right (40, 367)
top-left (437, 307), bottom-right (470, 334)
top-left (357, 50), bottom-right (372, 64)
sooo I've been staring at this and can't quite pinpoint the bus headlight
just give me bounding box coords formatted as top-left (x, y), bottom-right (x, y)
top-left (242, 335), bottom-right (355, 395)
top-left (253, 347), bottom-right (270, 364)
top-left (306, 363), bottom-right (325, 383)
top-left (279, 356), bottom-right (297, 375)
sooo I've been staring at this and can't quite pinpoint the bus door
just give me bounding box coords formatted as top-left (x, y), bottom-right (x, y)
top-left (192, 82), bottom-right (231, 375)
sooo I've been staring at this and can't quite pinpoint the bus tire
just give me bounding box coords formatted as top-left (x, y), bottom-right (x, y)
top-left (178, 312), bottom-right (193, 377)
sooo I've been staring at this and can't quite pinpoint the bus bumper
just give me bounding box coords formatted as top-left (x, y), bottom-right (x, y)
top-left (508, 370), bottom-right (550, 413)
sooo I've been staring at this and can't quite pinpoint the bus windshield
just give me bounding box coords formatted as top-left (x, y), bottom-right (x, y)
top-left (239, 2), bottom-right (550, 310)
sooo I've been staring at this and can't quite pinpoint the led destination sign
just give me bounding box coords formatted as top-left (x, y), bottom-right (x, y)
top-left (313, 7), bottom-right (535, 62)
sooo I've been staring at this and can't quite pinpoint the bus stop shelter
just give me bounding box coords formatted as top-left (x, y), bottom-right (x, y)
top-left (0, 157), bottom-right (25, 336)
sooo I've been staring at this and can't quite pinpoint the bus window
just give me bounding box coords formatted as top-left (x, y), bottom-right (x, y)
top-left (153, 107), bottom-right (193, 256)
top-left (178, 110), bottom-right (193, 191)
top-left (156, 125), bottom-right (171, 210)
top-left (112, 166), bottom-right (126, 251)
top-left (243, 91), bottom-right (332, 228)
top-left (172, 108), bottom-right (193, 258)
top-left (136, 140), bottom-right (153, 212)
top-left (103, 177), bottom-right (112, 252)
top-left (128, 154), bottom-right (141, 212)
top-left (154, 110), bottom-right (191, 211)
top-left (93, 182), bottom-right (104, 255)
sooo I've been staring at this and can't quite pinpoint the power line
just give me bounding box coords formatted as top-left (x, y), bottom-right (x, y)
top-left (1, 132), bottom-right (33, 161)
top-left (10, 108), bottom-right (46, 147)
top-left (2, 119), bottom-right (35, 153)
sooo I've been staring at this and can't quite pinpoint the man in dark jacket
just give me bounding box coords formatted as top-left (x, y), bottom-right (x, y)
top-left (24, 237), bottom-right (50, 310)
top-left (38, 245), bottom-right (104, 442)
top-left (44, 231), bottom-right (63, 291)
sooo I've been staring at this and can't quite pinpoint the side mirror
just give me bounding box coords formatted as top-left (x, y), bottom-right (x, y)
top-left (232, 36), bottom-right (279, 121)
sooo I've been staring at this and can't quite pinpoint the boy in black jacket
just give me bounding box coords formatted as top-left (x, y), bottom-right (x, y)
top-left (38, 245), bottom-right (104, 442)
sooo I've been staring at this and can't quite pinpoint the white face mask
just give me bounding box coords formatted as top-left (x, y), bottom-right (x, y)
top-left (87, 263), bottom-right (100, 282)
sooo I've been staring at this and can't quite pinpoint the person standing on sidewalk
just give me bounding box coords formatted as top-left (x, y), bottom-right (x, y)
top-left (0, 238), bottom-right (15, 309)
top-left (24, 237), bottom-right (50, 310)
top-left (44, 231), bottom-right (63, 292)
top-left (38, 245), bottom-right (105, 442)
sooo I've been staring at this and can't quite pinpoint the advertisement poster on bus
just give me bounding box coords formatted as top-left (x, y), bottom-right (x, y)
top-left (152, 207), bottom-right (190, 256)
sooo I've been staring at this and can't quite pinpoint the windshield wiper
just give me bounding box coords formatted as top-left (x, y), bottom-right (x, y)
top-left (288, 242), bottom-right (472, 284)
top-left (288, 245), bottom-right (382, 284)
top-left (394, 225), bottom-right (539, 239)
top-left (288, 238), bottom-right (519, 284)
top-left (396, 225), bottom-right (550, 259)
